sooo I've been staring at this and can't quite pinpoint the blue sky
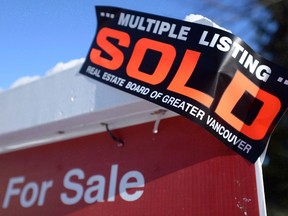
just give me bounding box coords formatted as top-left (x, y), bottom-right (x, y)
top-left (0, 0), bottom-right (264, 91)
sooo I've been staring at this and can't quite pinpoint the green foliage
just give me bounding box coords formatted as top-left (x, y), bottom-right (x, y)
top-left (256, 0), bottom-right (288, 67)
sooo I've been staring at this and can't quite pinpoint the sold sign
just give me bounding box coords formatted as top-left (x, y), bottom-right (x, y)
top-left (80, 6), bottom-right (288, 163)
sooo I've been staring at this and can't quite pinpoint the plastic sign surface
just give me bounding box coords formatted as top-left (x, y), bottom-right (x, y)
top-left (0, 117), bottom-right (261, 215)
top-left (80, 6), bottom-right (288, 162)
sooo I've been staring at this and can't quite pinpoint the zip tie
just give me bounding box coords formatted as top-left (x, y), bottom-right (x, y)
top-left (101, 123), bottom-right (124, 147)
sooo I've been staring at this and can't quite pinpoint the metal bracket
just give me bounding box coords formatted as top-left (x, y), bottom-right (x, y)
top-left (151, 109), bottom-right (167, 134)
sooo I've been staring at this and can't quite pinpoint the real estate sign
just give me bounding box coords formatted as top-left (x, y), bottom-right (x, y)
top-left (80, 6), bottom-right (288, 163)
top-left (0, 117), bottom-right (262, 215)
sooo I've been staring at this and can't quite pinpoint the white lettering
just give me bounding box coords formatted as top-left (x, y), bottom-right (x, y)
top-left (162, 94), bottom-right (205, 120)
top-left (206, 115), bottom-right (252, 154)
top-left (2, 176), bottom-right (24, 208)
top-left (61, 168), bottom-right (84, 205)
top-left (198, 30), bottom-right (271, 82)
top-left (84, 175), bottom-right (105, 203)
top-left (61, 164), bottom-right (145, 205)
top-left (125, 81), bottom-right (150, 95)
top-left (2, 177), bottom-right (53, 208)
top-left (119, 171), bottom-right (145, 201)
top-left (20, 182), bottom-right (39, 208)
top-left (107, 164), bottom-right (118, 202)
top-left (37, 180), bottom-right (53, 206)
top-left (118, 12), bottom-right (191, 41)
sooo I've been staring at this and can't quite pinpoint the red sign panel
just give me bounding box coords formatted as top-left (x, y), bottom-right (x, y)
top-left (0, 117), bottom-right (260, 215)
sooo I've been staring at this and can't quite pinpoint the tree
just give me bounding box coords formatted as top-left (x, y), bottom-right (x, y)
top-left (255, 0), bottom-right (288, 215)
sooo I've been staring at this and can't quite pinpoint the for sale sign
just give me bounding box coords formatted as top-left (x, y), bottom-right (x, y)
top-left (0, 117), bottom-right (261, 215)
top-left (80, 6), bottom-right (288, 163)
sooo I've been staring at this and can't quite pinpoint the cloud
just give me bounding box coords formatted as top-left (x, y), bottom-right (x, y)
top-left (9, 58), bottom-right (85, 89)
top-left (45, 58), bottom-right (85, 76)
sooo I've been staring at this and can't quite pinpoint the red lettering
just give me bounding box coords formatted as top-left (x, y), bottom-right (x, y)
top-left (91, 27), bottom-right (282, 141)
top-left (126, 38), bottom-right (176, 85)
top-left (89, 27), bottom-right (130, 70)
top-left (215, 71), bottom-right (281, 140)
top-left (168, 50), bottom-right (213, 108)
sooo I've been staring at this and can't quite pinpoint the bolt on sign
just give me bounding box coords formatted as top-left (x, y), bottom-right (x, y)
top-left (79, 6), bottom-right (288, 163)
